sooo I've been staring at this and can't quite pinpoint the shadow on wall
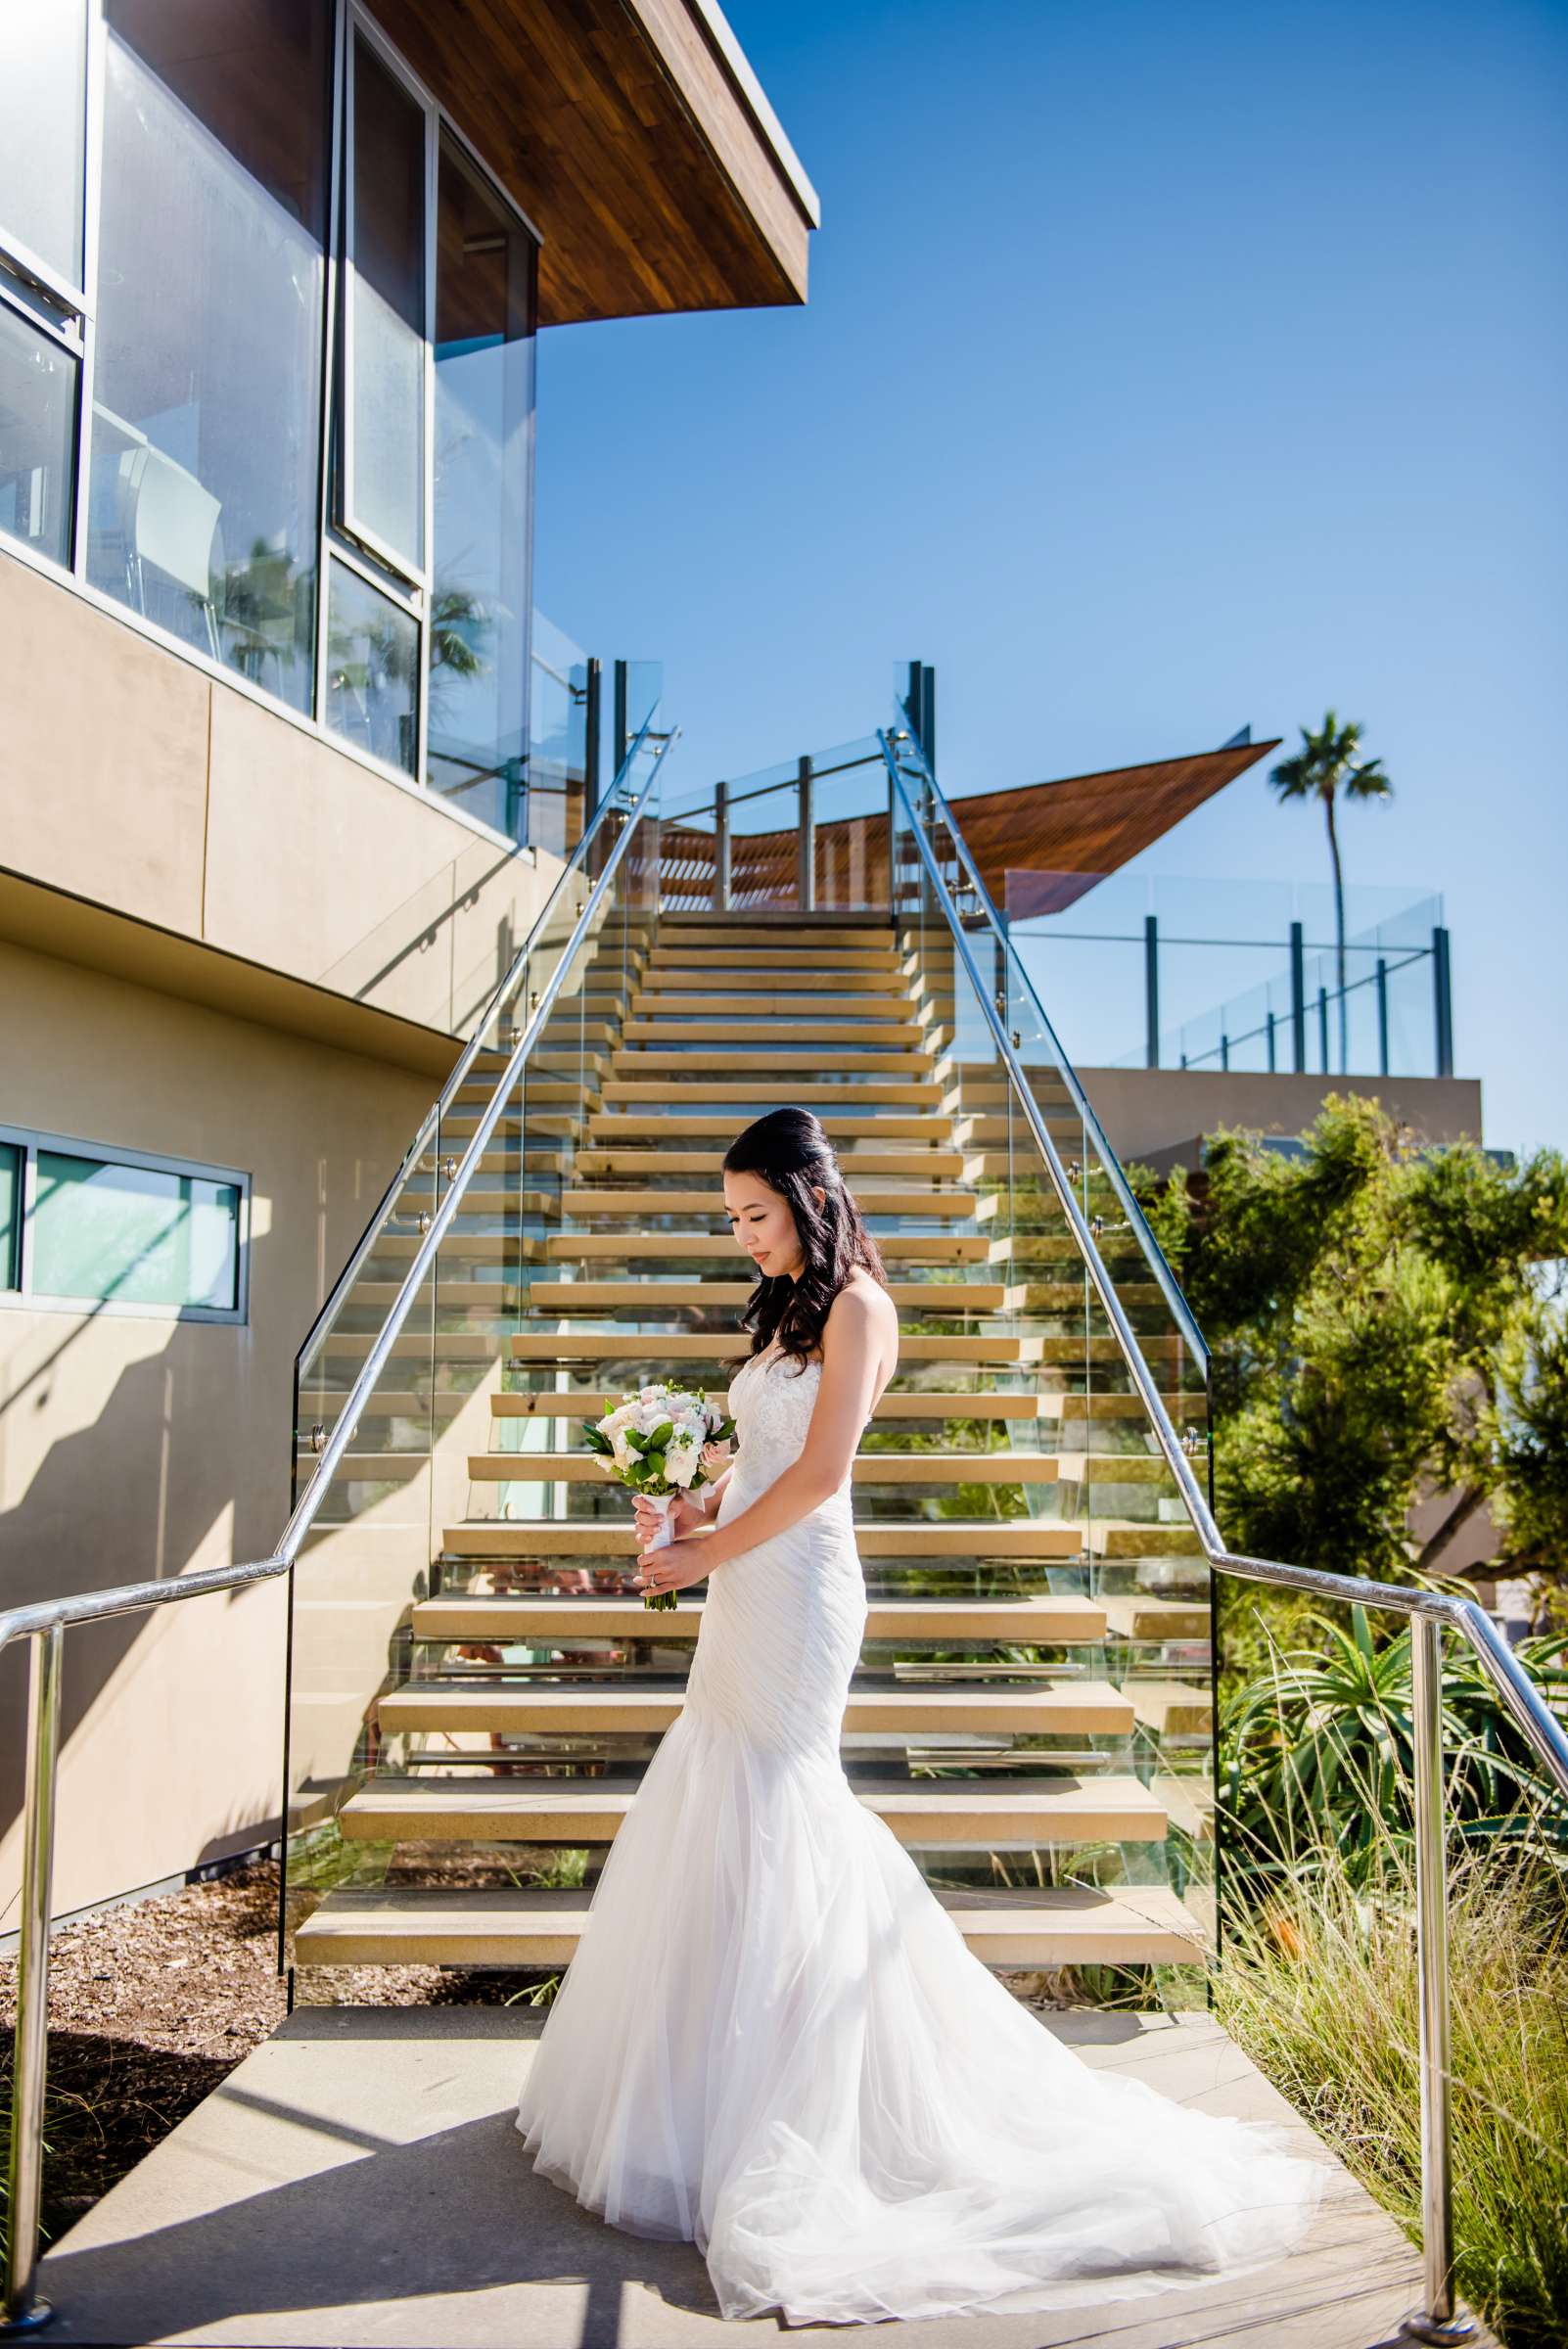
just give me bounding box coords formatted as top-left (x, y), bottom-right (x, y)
top-left (0, 1247), bottom-right (284, 1915)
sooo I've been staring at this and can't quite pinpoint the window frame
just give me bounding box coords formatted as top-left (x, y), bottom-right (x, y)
top-left (0, 0), bottom-right (542, 840)
top-left (0, 1122), bottom-right (252, 1326)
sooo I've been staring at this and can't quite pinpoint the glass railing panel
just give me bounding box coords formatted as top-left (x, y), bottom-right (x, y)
top-left (888, 716), bottom-right (1213, 1993)
top-left (281, 720), bottom-right (669, 1984)
top-left (724, 779), bottom-right (801, 911)
top-left (807, 735), bottom-right (888, 912)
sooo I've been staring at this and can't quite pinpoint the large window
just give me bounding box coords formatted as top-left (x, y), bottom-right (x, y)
top-left (0, 4), bottom-right (540, 839)
top-left (0, 1129), bottom-right (248, 1322)
top-left (0, 3), bottom-right (88, 569)
top-left (84, 2), bottom-right (331, 712)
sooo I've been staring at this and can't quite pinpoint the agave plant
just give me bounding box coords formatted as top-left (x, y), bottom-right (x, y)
top-left (1220, 1603), bottom-right (1568, 1891)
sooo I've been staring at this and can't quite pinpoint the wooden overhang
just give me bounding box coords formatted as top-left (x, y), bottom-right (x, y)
top-left (659, 740), bottom-right (1280, 916)
top-left (367, 0), bottom-right (819, 324)
top-left (946, 740), bottom-right (1282, 917)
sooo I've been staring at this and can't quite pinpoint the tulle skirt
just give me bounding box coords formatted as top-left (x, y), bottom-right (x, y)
top-left (514, 1697), bottom-right (1334, 2326)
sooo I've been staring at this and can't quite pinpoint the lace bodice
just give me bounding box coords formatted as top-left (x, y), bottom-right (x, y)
top-left (724, 1346), bottom-right (839, 1497)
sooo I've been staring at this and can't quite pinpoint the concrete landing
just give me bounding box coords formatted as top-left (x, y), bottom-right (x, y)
top-left (37, 2006), bottom-right (1458, 2348)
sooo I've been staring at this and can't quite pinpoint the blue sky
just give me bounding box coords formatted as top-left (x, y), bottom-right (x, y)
top-left (534, 0), bottom-right (1568, 1154)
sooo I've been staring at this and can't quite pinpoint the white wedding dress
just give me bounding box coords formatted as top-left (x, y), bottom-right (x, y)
top-left (515, 1347), bottom-right (1333, 2325)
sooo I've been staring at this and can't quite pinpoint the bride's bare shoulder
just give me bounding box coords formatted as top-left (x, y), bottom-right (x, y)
top-left (829, 1270), bottom-right (899, 1347)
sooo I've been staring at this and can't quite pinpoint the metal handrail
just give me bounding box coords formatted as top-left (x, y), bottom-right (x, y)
top-left (886, 733), bottom-right (1568, 2346)
top-left (883, 720), bottom-right (1211, 1375)
top-left (0, 723), bottom-right (677, 2337)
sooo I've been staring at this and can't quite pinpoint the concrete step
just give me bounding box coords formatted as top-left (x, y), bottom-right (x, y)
top-left (464, 1450), bottom-right (1064, 1485)
top-left (409, 1591), bottom-right (1107, 1643)
top-left (440, 1518), bottom-right (1088, 1559)
top-left (376, 1681), bottom-right (1135, 1737)
top-left (293, 1880), bottom-right (1204, 1968)
top-left (506, 1331), bottom-right (1182, 1367)
top-left (336, 1770), bottom-right (1166, 1847)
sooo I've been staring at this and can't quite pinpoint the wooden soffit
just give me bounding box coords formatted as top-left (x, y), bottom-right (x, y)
top-left (946, 741), bottom-right (1282, 917)
top-left (366, 0), bottom-right (818, 324)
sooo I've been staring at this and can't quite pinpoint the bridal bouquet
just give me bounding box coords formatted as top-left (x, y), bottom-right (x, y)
top-left (581, 1384), bottom-right (735, 1609)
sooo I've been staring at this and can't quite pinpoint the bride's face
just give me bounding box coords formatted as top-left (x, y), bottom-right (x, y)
top-left (722, 1170), bottom-right (823, 1281)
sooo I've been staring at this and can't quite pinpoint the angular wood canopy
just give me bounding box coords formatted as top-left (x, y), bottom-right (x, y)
top-left (951, 740), bottom-right (1281, 917)
top-left (660, 740), bottom-right (1280, 916)
top-left (367, 0), bottom-right (818, 324)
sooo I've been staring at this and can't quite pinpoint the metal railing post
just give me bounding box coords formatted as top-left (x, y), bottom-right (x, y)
top-left (3, 1622), bottom-right (65, 2335)
top-left (1407, 1614), bottom-right (1474, 2344)
top-left (1432, 927), bottom-right (1453, 1078)
top-left (1377, 955), bottom-right (1390, 1077)
top-left (713, 780), bottom-right (730, 912)
top-left (797, 756), bottom-right (815, 912)
top-left (1289, 920), bottom-right (1307, 1072)
top-left (1144, 913), bottom-right (1159, 1068)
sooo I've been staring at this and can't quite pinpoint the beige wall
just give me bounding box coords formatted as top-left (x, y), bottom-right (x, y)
top-left (0, 941), bottom-right (437, 1922)
top-left (0, 550), bottom-right (565, 1039)
top-left (1071, 1067), bottom-right (1485, 1164)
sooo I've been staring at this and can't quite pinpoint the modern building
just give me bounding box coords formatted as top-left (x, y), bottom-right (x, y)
top-left (0, 0), bottom-right (818, 1922)
top-left (0, 6), bottom-right (1485, 1947)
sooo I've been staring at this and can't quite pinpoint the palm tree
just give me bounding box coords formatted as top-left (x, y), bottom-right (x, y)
top-left (1268, 711), bottom-right (1393, 1071)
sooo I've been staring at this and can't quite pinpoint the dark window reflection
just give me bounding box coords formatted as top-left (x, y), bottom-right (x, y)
top-left (326, 556), bottom-right (418, 776)
top-left (429, 133), bottom-right (536, 842)
top-left (347, 32), bottom-right (426, 571)
top-left (0, 299), bottom-right (77, 564)
top-left (86, 1), bottom-right (329, 711)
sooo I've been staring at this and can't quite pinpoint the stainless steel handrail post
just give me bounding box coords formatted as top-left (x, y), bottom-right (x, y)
top-left (1407, 1616), bottom-right (1472, 2343)
top-left (3, 1624), bottom-right (64, 2335)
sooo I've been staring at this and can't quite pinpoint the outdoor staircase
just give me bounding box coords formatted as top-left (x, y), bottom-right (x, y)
top-left (289, 912), bottom-right (1215, 1989)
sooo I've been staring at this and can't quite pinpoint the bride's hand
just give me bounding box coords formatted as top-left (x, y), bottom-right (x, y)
top-left (632, 1535), bottom-right (710, 1598)
top-left (633, 1492), bottom-right (704, 1543)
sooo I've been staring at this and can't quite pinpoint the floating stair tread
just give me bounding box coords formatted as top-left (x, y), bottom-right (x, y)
top-left (560, 1187), bottom-right (977, 1217)
top-left (1101, 1593), bottom-right (1214, 1640)
top-left (522, 1280), bottom-right (1018, 1312)
top-left (575, 1149), bottom-right (966, 1179)
top-left (1129, 1679), bottom-right (1215, 1731)
top-left (465, 1450), bottom-right (1062, 1484)
top-left (1088, 1522), bottom-right (1206, 1558)
top-left (601, 1081), bottom-right (945, 1106)
top-left (588, 1115), bottom-right (951, 1140)
top-left (377, 1681), bottom-right (1134, 1734)
top-left (442, 1519), bottom-right (1089, 1558)
top-left (509, 1333), bottom-right (1094, 1365)
top-left (1150, 1773), bottom-right (1216, 1839)
top-left (410, 1592), bottom-right (1107, 1642)
top-left (336, 1770), bottom-right (1165, 1845)
top-left (623, 1022), bottom-right (928, 1045)
top-left (293, 1880), bottom-right (1203, 1968)
top-left (490, 1388), bottom-right (1051, 1421)
top-left (544, 1233), bottom-right (992, 1264)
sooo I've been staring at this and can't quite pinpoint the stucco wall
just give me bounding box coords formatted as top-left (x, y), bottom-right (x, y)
top-left (0, 941), bottom-right (437, 1921)
top-left (0, 550), bottom-right (563, 1040)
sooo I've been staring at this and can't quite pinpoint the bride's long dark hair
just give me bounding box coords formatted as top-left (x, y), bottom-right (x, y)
top-left (722, 1107), bottom-right (888, 1374)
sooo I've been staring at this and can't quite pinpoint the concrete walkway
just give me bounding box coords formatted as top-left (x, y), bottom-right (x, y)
top-left (38, 2006), bottom-right (1472, 2348)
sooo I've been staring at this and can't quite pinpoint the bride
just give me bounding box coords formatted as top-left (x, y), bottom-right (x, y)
top-left (515, 1105), bottom-right (1333, 2325)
